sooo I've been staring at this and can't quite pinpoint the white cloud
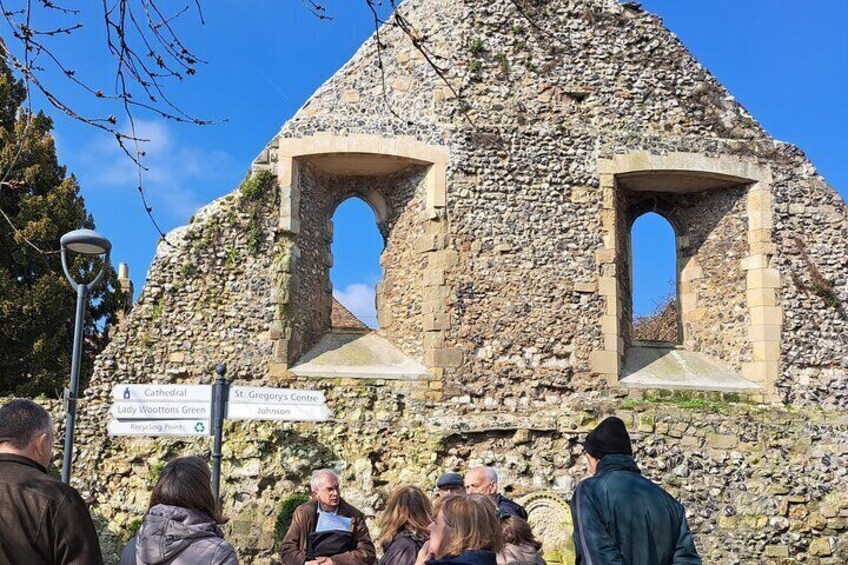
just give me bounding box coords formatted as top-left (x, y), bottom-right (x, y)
top-left (333, 283), bottom-right (378, 328)
top-left (74, 118), bottom-right (233, 221)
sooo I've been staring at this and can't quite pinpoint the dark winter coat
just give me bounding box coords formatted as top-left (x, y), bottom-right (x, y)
top-left (379, 530), bottom-right (426, 565)
top-left (570, 454), bottom-right (701, 565)
top-left (494, 495), bottom-right (527, 521)
top-left (280, 499), bottom-right (376, 565)
top-left (120, 504), bottom-right (237, 565)
top-left (0, 453), bottom-right (103, 565)
top-left (426, 550), bottom-right (498, 565)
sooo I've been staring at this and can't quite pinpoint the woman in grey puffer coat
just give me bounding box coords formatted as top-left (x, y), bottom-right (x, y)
top-left (121, 457), bottom-right (238, 565)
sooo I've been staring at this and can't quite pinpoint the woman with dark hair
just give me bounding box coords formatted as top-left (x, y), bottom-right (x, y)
top-left (497, 517), bottom-right (545, 565)
top-left (414, 494), bottom-right (504, 565)
top-left (378, 486), bottom-right (433, 565)
top-left (120, 457), bottom-right (238, 565)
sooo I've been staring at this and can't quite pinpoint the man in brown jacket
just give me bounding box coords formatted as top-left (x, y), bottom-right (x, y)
top-left (281, 469), bottom-right (376, 565)
top-left (0, 398), bottom-right (104, 564)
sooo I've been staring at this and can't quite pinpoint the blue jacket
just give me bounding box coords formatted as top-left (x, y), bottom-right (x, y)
top-left (427, 550), bottom-right (497, 565)
top-left (570, 455), bottom-right (701, 565)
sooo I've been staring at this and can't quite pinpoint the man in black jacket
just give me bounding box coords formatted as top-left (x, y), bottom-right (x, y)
top-left (0, 398), bottom-right (104, 565)
top-left (570, 416), bottom-right (701, 565)
top-left (464, 465), bottom-right (527, 520)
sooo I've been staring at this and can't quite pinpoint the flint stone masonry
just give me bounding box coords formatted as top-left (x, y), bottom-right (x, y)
top-left (56, 0), bottom-right (848, 563)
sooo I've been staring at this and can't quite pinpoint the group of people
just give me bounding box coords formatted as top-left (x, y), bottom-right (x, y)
top-left (278, 467), bottom-right (540, 565)
top-left (0, 397), bottom-right (702, 564)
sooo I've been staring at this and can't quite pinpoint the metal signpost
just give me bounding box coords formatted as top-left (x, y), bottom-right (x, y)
top-left (107, 364), bottom-right (331, 504)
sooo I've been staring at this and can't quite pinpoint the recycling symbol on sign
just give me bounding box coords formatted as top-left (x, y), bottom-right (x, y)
top-left (195, 422), bottom-right (206, 433)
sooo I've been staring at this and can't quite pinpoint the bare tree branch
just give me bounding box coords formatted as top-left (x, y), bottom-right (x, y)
top-left (0, 0), bottom-right (213, 245)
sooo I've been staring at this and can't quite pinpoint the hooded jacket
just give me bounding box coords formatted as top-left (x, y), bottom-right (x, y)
top-left (379, 530), bottom-right (426, 565)
top-left (0, 453), bottom-right (103, 565)
top-left (496, 544), bottom-right (546, 565)
top-left (570, 454), bottom-right (701, 565)
top-left (427, 550), bottom-right (497, 565)
top-left (280, 499), bottom-right (376, 565)
top-left (120, 504), bottom-right (237, 565)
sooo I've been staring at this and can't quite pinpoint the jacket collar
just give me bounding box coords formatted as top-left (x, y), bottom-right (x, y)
top-left (596, 454), bottom-right (641, 475)
top-left (308, 498), bottom-right (355, 517)
top-left (0, 453), bottom-right (47, 474)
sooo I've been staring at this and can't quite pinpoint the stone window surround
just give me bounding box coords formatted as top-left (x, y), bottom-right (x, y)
top-left (591, 152), bottom-right (781, 398)
top-left (269, 133), bottom-right (458, 383)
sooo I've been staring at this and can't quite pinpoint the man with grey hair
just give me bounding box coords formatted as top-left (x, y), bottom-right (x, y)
top-left (281, 468), bottom-right (375, 565)
top-left (0, 398), bottom-right (103, 564)
top-left (464, 465), bottom-right (528, 520)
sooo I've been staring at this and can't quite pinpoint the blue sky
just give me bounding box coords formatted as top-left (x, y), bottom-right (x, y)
top-left (31, 0), bottom-right (847, 322)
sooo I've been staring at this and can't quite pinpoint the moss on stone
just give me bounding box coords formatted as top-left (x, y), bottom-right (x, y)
top-left (274, 494), bottom-right (311, 547)
top-left (239, 170), bottom-right (277, 203)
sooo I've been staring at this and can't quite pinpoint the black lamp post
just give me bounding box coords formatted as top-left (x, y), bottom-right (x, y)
top-left (59, 229), bottom-right (111, 484)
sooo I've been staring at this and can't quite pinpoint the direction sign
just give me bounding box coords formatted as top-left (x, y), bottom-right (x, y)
top-left (110, 401), bottom-right (211, 420)
top-left (107, 419), bottom-right (210, 437)
top-left (227, 403), bottom-right (330, 421)
top-left (112, 384), bottom-right (211, 402)
top-left (230, 386), bottom-right (325, 405)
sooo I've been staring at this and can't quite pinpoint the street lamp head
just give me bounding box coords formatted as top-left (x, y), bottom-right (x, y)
top-left (60, 229), bottom-right (111, 255)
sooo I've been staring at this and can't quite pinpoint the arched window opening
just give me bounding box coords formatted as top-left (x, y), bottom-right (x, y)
top-left (630, 212), bottom-right (680, 343)
top-left (329, 196), bottom-right (384, 329)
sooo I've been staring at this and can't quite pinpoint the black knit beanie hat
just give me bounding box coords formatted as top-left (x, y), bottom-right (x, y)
top-left (584, 416), bottom-right (633, 458)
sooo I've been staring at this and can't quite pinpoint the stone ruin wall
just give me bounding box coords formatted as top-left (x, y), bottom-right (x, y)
top-left (39, 0), bottom-right (848, 563)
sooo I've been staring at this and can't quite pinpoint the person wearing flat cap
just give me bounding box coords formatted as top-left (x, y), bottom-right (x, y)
top-left (435, 472), bottom-right (466, 499)
top-left (570, 417), bottom-right (702, 565)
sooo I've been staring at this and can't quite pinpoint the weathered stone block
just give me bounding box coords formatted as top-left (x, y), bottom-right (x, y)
top-left (426, 347), bottom-right (464, 368)
top-left (589, 350), bottom-right (620, 374)
top-left (428, 250), bottom-right (459, 270)
top-left (341, 89), bottom-right (360, 103)
top-left (706, 433), bottom-right (739, 449)
top-left (423, 313), bottom-right (450, 332)
top-left (422, 269), bottom-right (445, 287)
top-left (574, 281), bottom-right (596, 293)
top-left (808, 537), bottom-right (832, 556)
top-left (594, 248), bottom-right (616, 265)
top-left (764, 545), bottom-right (789, 559)
top-left (747, 268), bottom-right (781, 290)
top-left (598, 276), bottom-right (618, 297)
top-left (749, 324), bottom-right (781, 343)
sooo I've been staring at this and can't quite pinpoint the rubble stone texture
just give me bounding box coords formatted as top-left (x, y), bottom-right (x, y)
top-left (37, 0), bottom-right (848, 563)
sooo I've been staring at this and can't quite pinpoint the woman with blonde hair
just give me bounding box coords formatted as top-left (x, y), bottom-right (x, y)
top-left (497, 517), bottom-right (545, 565)
top-left (415, 494), bottom-right (504, 565)
top-left (379, 486), bottom-right (434, 565)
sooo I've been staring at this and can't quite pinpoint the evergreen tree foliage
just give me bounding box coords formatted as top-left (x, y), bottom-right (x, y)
top-left (0, 57), bottom-right (125, 397)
